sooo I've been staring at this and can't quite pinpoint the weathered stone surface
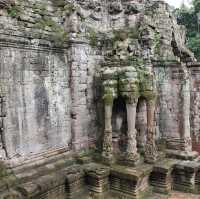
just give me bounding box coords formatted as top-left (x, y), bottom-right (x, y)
top-left (0, 0), bottom-right (199, 198)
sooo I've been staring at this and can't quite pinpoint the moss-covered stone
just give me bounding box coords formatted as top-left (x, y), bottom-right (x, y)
top-left (34, 16), bottom-right (68, 46)
top-left (7, 0), bottom-right (23, 18)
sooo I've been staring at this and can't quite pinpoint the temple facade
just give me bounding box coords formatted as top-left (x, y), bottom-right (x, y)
top-left (0, 0), bottom-right (200, 198)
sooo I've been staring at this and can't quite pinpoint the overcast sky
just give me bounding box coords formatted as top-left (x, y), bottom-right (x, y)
top-left (164, 0), bottom-right (191, 8)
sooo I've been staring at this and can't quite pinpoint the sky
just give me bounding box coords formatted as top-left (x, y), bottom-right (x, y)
top-left (164, 0), bottom-right (192, 8)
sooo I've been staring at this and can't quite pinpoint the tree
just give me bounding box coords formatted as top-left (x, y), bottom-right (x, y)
top-left (175, 0), bottom-right (200, 60)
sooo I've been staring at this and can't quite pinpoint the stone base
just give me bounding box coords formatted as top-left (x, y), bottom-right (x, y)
top-left (110, 164), bottom-right (153, 199)
top-left (0, 151), bottom-right (87, 199)
top-left (144, 143), bottom-right (158, 164)
top-left (172, 161), bottom-right (200, 193)
top-left (166, 138), bottom-right (192, 151)
top-left (101, 154), bottom-right (115, 165)
top-left (84, 164), bottom-right (110, 193)
top-left (166, 150), bottom-right (199, 160)
top-left (117, 153), bottom-right (141, 167)
top-left (150, 159), bottom-right (178, 194)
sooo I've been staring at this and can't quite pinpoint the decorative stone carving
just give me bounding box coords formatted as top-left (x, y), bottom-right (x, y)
top-left (124, 4), bottom-right (140, 15)
top-left (101, 26), bottom-right (159, 165)
top-left (144, 98), bottom-right (158, 163)
top-left (88, 0), bottom-right (101, 12)
top-left (181, 66), bottom-right (192, 152)
top-left (125, 100), bottom-right (140, 163)
top-left (108, 2), bottom-right (123, 15)
top-left (102, 78), bottom-right (117, 163)
top-left (0, 0), bottom-right (15, 9)
top-left (85, 165), bottom-right (110, 193)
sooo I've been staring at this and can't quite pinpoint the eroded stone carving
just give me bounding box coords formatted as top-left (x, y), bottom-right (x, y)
top-left (108, 2), bottom-right (123, 15)
top-left (101, 28), bottom-right (158, 164)
top-left (0, 0), bottom-right (15, 9)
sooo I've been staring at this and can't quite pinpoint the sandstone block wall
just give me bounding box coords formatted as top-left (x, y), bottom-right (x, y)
top-left (0, 0), bottom-right (199, 162)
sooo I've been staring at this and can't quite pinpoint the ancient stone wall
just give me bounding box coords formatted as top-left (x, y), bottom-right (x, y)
top-left (0, 0), bottom-right (199, 162)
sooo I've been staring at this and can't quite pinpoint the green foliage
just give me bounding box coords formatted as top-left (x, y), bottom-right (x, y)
top-left (187, 35), bottom-right (200, 58)
top-left (174, 0), bottom-right (200, 60)
top-left (8, 4), bottom-right (22, 18)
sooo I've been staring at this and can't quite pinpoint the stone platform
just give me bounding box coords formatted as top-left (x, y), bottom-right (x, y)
top-left (1, 151), bottom-right (200, 199)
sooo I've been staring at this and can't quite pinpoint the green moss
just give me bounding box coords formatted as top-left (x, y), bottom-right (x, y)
top-left (128, 27), bottom-right (140, 39)
top-left (51, 0), bottom-right (66, 7)
top-left (86, 27), bottom-right (98, 47)
top-left (112, 28), bottom-right (139, 45)
top-left (139, 187), bottom-right (153, 199)
top-left (113, 29), bottom-right (129, 41)
top-left (127, 55), bottom-right (144, 67)
top-left (63, 3), bottom-right (76, 15)
top-left (154, 32), bottom-right (161, 55)
top-left (0, 161), bottom-right (9, 178)
top-left (34, 16), bottom-right (68, 46)
top-left (103, 93), bottom-right (114, 105)
top-left (8, 4), bottom-right (23, 18)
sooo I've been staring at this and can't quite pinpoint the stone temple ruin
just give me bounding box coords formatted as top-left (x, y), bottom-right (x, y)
top-left (0, 0), bottom-right (200, 198)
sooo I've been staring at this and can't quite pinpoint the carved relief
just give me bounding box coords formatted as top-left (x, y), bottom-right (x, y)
top-left (108, 2), bottom-right (123, 15)
top-left (0, 0), bottom-right (15, 9)
top-left (101, 28), bottom-right (158, 164)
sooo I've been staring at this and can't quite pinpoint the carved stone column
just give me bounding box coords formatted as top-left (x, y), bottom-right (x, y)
top-left (125, 97), bottom-right (140, 163)
top-left (101, 79), bottom-right (117, 163)
top-left (181, 69), bottom-right (192, 152)
top-left (136, 99), bottom-right (147, 150)
top-left (102, 103), bottom-right (114, 162)
top-left (144, 98), bottom-right (158, 163)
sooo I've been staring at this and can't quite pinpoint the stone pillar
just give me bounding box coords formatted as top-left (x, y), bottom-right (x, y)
top-left (181, 70), bottom-right (192, 152)
top-left (136, 99), bottom-right (147, 151)
top-left (144, 98), bottom-right (158, 163)
top-left (125, 97), bottom-right (140, 163)
top-left (102, 80), bottom-right (117, 163)
top-left (102, 102), bottom-right (114, 163)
